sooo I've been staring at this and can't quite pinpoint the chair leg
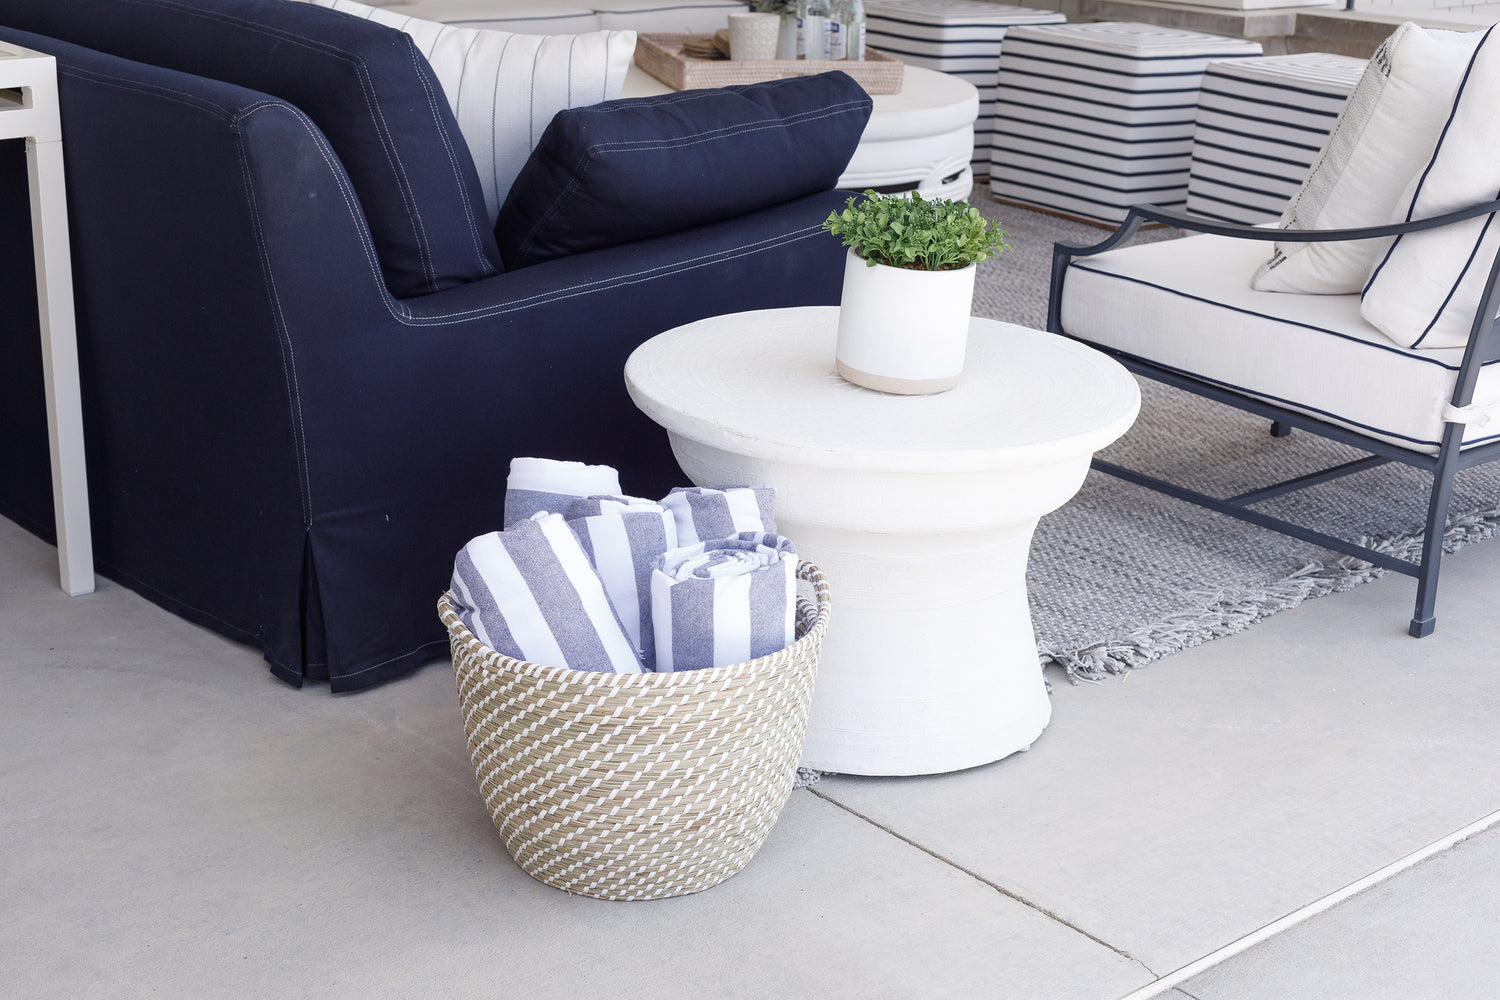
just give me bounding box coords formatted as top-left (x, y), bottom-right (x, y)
top-left (1270, 420), bottom-right (1292, 438)
top-left (1409, 430), bottom-right (1465, 637)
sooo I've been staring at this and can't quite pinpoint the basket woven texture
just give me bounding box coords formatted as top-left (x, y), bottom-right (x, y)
top-left (635, 33), bottom-right (904, 94)
top-left (439, 561), bottom-right (831, 901)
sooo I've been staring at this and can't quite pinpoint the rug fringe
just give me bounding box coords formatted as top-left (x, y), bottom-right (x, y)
top-left (1041, 504), bottom-right (1500, 683)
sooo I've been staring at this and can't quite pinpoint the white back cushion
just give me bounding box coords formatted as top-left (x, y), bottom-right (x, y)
top-left (304, 0), bottom-right (636, 220)
top-left (1361, 25), bottom-right (1500, 350)
top-left (1251, 23), bottom-right (1482, 294)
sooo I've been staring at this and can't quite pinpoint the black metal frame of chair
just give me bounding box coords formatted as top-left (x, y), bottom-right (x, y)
top-left (1046, 197), bottom-right (1500, 636)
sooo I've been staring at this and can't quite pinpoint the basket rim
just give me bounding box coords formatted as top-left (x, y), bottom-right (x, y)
top-left (439, 560), bottom-right (831, 687)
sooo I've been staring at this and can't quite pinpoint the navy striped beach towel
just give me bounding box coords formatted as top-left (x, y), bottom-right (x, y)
top-left (566, 494), bottom-right (678, 670)
top-left (650, 532), bottom-right (797, 673)
top-left (451, 513), bottom-right (644, 674)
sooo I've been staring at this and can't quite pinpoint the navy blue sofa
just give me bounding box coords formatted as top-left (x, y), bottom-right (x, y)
top-left (0, 0), bottom-right (864, 690)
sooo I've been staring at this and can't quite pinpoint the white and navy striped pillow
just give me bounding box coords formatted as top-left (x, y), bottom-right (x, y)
top-left (302, 0), bottom-right (636, 221)
top-left (1361, 25), bottom-right (1500, 351)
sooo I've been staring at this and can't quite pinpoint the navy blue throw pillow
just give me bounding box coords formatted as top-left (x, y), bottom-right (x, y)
top-left (0, 0), bottom-right (503, 298)
top-left (494, 71), bottom-right (872, 270)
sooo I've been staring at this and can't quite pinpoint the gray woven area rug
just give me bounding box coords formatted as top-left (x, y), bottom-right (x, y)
top-left (966, 188), bottom-right (1500, 682)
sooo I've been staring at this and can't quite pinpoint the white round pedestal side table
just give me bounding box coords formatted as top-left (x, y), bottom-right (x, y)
top-left (624, 307), bottom-right (1139, 776)
top-left (622, 64), bottom-right (978, 200)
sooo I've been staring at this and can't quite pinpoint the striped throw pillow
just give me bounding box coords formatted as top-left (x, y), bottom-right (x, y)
top-left (1361, 25), bottom-right (1500, 350)
top-left (303, 0), bottom-right (636, 221)
top-left (1251, 23), bottom-right (1483, 295)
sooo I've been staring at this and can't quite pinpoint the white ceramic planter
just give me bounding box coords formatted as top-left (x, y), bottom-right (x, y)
top-left (728, 12), bottom-right (780, 60)
top-left (834, 248), bottom-right (977, 394)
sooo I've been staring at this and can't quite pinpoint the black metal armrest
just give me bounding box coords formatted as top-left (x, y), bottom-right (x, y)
top-left (1123, 198), bottom-right (1500, 244)
top-left (1046, 196), bottom-right (1500, 333)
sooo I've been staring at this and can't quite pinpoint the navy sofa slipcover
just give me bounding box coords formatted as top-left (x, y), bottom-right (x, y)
top-left (0, 5), bottom-right (860, 691)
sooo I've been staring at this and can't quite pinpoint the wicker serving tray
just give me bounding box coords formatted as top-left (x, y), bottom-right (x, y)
top-left (635, 33), bottom-right (904, 95)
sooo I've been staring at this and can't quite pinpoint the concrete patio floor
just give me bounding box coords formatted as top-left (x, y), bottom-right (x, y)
top-left (6, 498), bottom-right (1500, 998)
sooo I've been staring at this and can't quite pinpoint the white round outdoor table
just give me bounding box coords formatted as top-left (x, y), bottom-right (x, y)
top-left (624, 306), bottom-right (1140, 775)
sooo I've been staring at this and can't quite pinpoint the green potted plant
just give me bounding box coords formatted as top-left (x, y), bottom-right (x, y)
top-left (823, 190), bottom-right (1009, 393)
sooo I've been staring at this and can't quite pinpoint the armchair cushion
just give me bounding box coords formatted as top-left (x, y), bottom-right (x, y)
top-left (1061, 233), bottom-right (1500, 453)
top-left (1361, 25), bottom-right (1500, 350)
top-left (494, 72), bottom-right (873, 269)
top-left (1252, 22), bottom-right (1483, 295)
top-left (300, 0), bottom-right (637, 222)
top-left (0, 0), bottom-right (503, 299)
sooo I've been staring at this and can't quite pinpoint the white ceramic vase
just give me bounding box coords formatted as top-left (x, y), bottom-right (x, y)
top-left (728, 12), bottom-right (781, 60)
top-left (834, 248), bottom-right (977, 394)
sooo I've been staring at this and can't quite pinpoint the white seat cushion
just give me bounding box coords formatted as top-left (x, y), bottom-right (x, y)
top-left (393, 0), bottom-right (750, 33)
top-left (384, 0), bottom-right (603, 32)
top-left (591, 0), bottom-right (749, 33)
top-left (1059, 233), bottom-right (1500, 454)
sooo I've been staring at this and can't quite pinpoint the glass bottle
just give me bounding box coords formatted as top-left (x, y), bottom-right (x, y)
top-left (845, 0), bottom-right (866, 61)
top-left (776, 3), bottom-right (799, 59)
top-left (828, 0), bottom-right (848, 61)
top-left (801, 0), bottom-right (830, 61)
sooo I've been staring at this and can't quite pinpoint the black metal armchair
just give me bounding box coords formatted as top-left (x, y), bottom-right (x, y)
top-left (1048, 198), bottom-right (1500, 636)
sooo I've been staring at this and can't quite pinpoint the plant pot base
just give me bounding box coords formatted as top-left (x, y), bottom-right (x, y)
top-left (836, 359), bottom-right (960, 395)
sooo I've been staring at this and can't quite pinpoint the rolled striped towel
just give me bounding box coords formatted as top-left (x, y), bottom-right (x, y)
top-left (503, 457), bottom-right (621, 528)
top-left (450, 513), bottom-right (644, 674)
top-left (660, 485), bottom-right (776, 546)
top-left (651, 532), bottom-right (797, 673)
top-left (565, 494), bottom-right (677, 670)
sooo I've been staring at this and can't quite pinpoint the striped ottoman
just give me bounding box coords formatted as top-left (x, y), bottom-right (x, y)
top-left (1185, 52), bottom-right (1367, 224)
top-left (864, 1), bottom-right (1066, 179)
top-left (987, 22), bottom-right (1262, 225)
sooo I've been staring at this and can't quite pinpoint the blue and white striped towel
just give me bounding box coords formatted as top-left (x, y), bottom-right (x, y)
top-left (660, 486), bottom-right (776, 546)
top-left (565, 494), bottom-right (677, 670)
top-left (503, 457), bottom-right (621, 529)
top-left (451, 513), bottom-right (644, 674)
top-left (650, 532), bottom-right (797, 673)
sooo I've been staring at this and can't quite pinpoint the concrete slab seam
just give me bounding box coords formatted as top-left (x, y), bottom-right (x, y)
top-left (1107, 805), bottom-right (1500, 1000)
top-left (807, 788), bottom-right (1156, 974)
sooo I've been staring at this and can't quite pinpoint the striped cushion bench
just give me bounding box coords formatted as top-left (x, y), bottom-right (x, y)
top-left (864, 0), bottom-right (1066, 179)
top-left (1185, 52), bottom-right (1367, 224)
top-left (987, 21), bottom-right (1261, 225)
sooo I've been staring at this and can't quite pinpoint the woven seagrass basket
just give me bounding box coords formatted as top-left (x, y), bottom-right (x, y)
top-left (438, 561), bottom-right (830, 901)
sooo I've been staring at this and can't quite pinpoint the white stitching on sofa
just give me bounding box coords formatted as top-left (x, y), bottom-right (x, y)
top-left (404, 225), bottom-right (829, 327)
top-left (235, 131), bottom-right (314, 526)
top-left (140, 0), bottom-right (446, 292)
top-left (400, 42), bottom-right (497, 278)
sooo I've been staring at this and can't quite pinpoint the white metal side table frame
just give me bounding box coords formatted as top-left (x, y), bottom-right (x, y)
top-left (2, 40), bottom-right (93, 595)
